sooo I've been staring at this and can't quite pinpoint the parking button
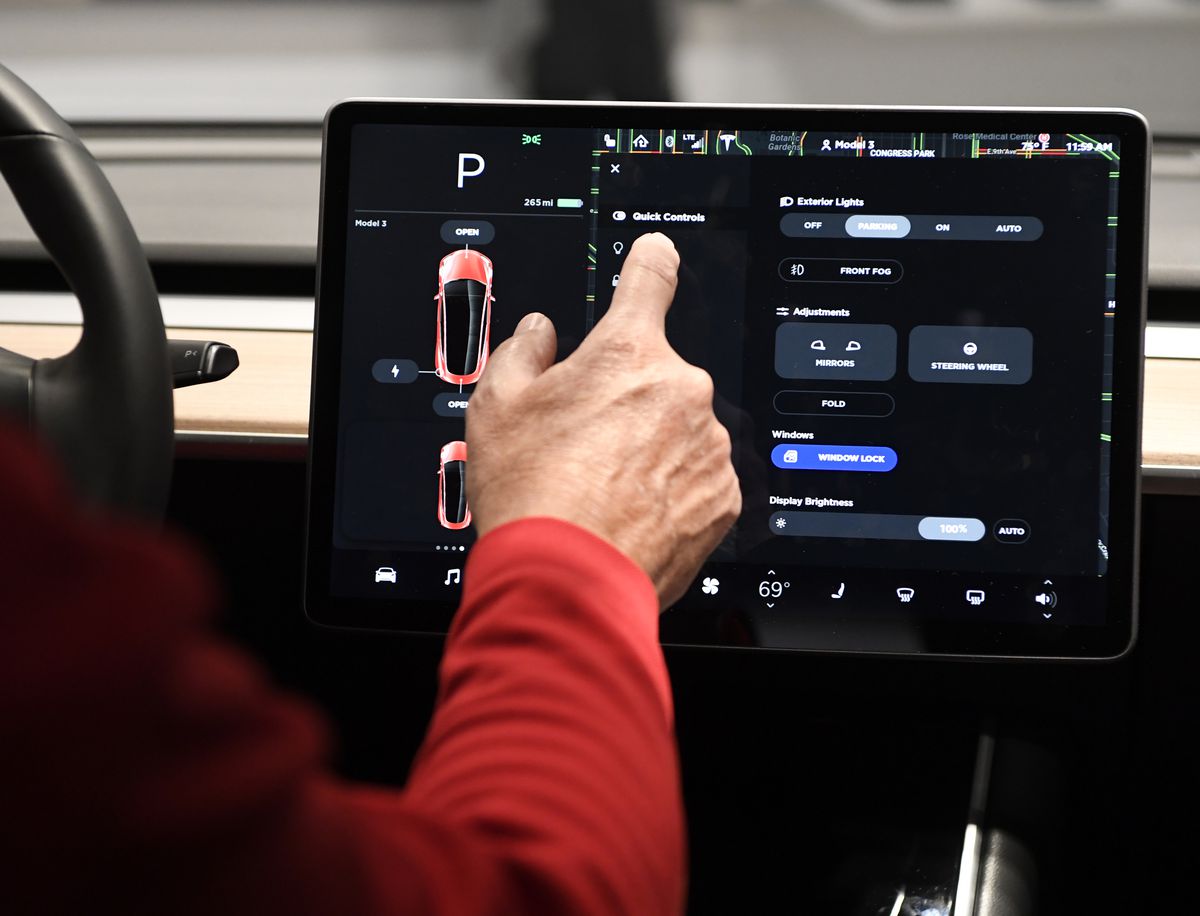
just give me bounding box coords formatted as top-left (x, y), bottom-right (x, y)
top-left (994, 519), bottom-right (1031, 543)
top-left (845, 215), bottom-right (911, 238)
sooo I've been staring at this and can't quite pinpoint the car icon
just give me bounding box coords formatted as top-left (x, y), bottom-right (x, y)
top-left (438, 440), bottom-right (471, 530)
top-left (435, 248), bottom-right (494, 385)
top-left (374, 566), bottom-right (397, 584)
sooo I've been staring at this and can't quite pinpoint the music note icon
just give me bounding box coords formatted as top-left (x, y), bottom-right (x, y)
top-left (444, 568), bottom-right (461, 586)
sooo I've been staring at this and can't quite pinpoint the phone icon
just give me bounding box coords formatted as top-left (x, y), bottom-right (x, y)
top-left (832, 582), bottom-right (845, 599)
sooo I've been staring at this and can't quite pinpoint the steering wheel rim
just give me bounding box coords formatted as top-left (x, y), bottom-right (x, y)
top-left (0, 63), bottom-right (173, 519)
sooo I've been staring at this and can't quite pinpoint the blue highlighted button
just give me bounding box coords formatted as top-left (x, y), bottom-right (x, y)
top-left (771, 443), bottom-right (898, 472)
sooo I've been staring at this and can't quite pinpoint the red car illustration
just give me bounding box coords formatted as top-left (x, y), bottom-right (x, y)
top-left (435, 248), bottom-right (494, 385)
top-left (438, 440), bottom-right (471, 530)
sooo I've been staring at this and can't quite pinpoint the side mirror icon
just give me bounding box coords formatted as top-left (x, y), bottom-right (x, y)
top-left (810, 339), bottom-right (826, 351)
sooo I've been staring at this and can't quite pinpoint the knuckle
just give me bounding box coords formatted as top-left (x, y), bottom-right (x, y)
top-left (596, 336), bottom-right (640, 365)
top-left (467, 384), bottom-right (494, 413)
top-left (677, 365), bottom-right (714, 400)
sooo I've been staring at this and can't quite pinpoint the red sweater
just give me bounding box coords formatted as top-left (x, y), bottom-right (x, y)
top-left (0, 428), bottom-right (685, 916)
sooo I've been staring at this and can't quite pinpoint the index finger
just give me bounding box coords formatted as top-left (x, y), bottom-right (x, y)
top-left (594, 233), bottom-right (680, 339)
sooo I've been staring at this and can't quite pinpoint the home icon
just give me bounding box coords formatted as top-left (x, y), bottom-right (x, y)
top-left (632, 134), bottom-right (650, 149)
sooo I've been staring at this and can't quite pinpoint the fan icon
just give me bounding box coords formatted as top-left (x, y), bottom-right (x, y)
top-left (701, 577), bottom-right (720, 596)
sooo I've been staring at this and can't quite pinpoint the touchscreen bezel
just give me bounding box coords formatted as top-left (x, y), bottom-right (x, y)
top-left (305, 99), bottom-right (1146, 661)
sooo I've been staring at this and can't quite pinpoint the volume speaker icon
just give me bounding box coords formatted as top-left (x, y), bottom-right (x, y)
top-left (1034, 591), bottom-right (1057, 609)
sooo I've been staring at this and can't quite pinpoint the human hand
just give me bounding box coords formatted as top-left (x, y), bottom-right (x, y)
top-left (466, 233), bottom-right (741, 608)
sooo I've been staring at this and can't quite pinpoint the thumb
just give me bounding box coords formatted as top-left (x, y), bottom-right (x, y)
top-left (476, 312), bottom-right (558, 398)
top-left (594, 233), bottom-right (679, 340)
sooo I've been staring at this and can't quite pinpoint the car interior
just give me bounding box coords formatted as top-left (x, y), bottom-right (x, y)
top-left (2, 3), bottom-right (1199, 914)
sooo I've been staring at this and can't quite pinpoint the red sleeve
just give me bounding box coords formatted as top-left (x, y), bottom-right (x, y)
top-left (0, 426), bottom-right (685, 916)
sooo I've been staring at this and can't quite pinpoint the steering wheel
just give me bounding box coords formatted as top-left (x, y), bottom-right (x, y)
top-left (0, 64), bottom-right (173, 519)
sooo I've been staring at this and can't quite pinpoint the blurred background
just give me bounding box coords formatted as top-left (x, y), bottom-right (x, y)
top-left (0, 0), bottom-right (1197, 133)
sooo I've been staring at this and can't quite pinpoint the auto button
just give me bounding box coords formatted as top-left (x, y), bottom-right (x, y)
top-left (994, 519), bottom-right (1031, 543)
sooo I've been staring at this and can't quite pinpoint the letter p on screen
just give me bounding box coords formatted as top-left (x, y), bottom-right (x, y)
top-left (457, 153), bottom-right (485, 188)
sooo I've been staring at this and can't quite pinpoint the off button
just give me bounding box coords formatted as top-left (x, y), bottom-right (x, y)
top-left (994, 519), bottom-right (1031, 544)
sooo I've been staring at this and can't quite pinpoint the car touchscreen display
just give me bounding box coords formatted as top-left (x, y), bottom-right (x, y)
top-left (306, 102), bottom-right (1146, 659)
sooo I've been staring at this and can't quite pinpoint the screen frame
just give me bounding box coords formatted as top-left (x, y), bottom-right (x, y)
top-left (304, 99), bottom-right (1147, 661)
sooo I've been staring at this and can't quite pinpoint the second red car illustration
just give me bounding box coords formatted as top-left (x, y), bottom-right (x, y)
top-left (435, 248), bottom-right (494, 385)
top-left (437, 440), bottom-right (471, 530)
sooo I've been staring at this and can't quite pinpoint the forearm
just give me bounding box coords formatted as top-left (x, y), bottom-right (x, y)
top-left (403, 517), bottom-right (686, 915)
